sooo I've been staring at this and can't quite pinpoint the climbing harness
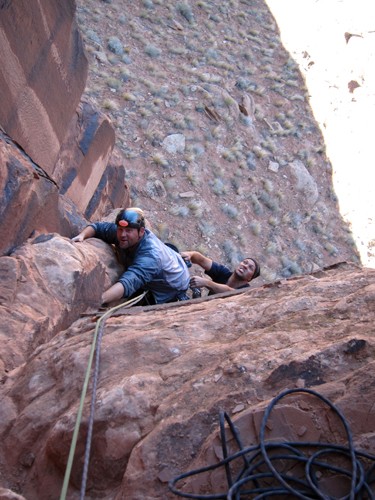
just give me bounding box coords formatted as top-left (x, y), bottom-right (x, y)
top-left (60, 292), bottom-right (147, 500)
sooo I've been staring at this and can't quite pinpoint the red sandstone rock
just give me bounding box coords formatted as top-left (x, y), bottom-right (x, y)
top-left (0, 235), bottom-right (123, 373)
top-left (0, 130), bottom-right (90, 256)
top-left (0, 258), bottom-right (374, 499)
top-left (0, 0), bottom-right (88, 174)
top-left (52, 97), bottom-right (129, 218)
top-left (0, 1), bottom-right (130, 255)
top-left (85, 146), bottom-right (130, 222)
top-left (0, 132), bottom-right (61, 256)
top-left (0, 127), bottom-right (129, 256)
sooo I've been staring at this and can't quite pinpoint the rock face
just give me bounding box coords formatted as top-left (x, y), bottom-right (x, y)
top-left (0, 130), bottom-right (61, 256)
top-left (0, 0), bottom-right (130, 257)
top-left (0, 0), bottom-right (87, 174)
top-left (0, 234), bottom-right (123, 374)
top-left (0, 239), bottom-right (374, 499)
top-left (52, 97), bottom-right (124, 219)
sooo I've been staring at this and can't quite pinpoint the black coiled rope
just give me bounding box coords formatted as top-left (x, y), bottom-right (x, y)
top-left (169, 388), bottom-right (375, 499)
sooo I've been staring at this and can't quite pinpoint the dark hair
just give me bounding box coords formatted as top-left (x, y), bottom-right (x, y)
top-left (248, 257), bottom-right (260, 281)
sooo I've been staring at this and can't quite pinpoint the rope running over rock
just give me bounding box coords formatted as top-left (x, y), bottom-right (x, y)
top-left (60, 292), bottom-right (147, 500)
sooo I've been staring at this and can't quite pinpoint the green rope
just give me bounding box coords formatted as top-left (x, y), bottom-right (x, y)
top-left (60, 292), bottom-right (147, 500)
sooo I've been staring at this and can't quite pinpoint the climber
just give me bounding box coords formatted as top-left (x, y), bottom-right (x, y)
top-left (71, 207), bottom-right (190, 305)
top-left (180, 250), bottom-right (260, 295)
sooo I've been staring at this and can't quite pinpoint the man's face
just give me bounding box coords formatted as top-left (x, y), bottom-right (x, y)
top-left (117, 226), bottom-right (144, 249)
top-left (234, 258), bottom-right (256, 281)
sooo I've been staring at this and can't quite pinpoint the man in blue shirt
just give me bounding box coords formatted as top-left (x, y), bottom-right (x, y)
top-left (72, 208), bottom-right (190, 305)
top-left (181, 250), bottom-right (260, 295)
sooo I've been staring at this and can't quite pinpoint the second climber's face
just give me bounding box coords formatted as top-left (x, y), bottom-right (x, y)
top-left (234, 258), bottom-right (256, 281)
top-left (116, 226), bottom-right (144, 249)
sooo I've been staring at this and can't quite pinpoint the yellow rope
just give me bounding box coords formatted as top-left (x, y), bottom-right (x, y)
top-left (60, 292), bottom-right (147, 500)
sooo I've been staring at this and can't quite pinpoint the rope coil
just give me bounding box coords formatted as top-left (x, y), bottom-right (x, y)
top-left (169, 388), bottom-right (375, 499)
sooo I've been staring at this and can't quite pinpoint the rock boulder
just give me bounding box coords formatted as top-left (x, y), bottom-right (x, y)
top-left (0, 235), bottom-right (122, 373)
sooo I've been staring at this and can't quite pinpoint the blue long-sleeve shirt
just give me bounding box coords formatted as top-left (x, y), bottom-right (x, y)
top-left (90, 223), bottom-right (190, 303)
